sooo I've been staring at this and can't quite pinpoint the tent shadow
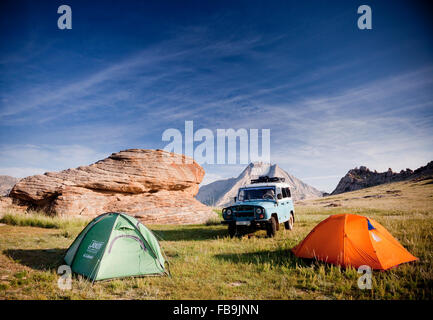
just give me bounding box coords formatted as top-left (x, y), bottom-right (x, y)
top-left (151, 227), bottom-right (228, 241)
top-left (214, 249), bottom-right (310, 268)
top-left (4, 248), bottom-right (65, 271)
top-left (215, 249), bottom-right (360, 272)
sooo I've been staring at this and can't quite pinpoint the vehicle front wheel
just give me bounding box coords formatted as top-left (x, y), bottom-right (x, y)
top-left (284, 214), bottom-right (294, 230)
top-left (228, 223), bottom-right (236, 238)
top-left (267, 216), bottom-right (277, 237)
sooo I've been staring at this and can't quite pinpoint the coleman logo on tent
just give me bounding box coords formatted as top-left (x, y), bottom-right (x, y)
top-left (87, 240), bottom-right (104, 254)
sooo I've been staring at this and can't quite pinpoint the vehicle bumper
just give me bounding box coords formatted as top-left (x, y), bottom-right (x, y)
top-left (221, 219), bottom-right (270, 228)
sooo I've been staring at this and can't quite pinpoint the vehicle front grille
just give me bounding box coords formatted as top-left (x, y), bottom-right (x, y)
top-left (235, 205), bottom-right (254, 211)
top-left (234, 205), bottom-right (255, 217)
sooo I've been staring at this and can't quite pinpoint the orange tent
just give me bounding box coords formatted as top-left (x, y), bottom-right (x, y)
top-left (292, 214), bottom-right (418, 270)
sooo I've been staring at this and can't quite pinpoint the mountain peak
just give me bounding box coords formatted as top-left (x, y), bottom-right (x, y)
top-left (0, 175), bottom-right (19, 196)
top-left (249, 161), bottom-right (271, 166)
top-left (196, 163), bottom-right (323, 207)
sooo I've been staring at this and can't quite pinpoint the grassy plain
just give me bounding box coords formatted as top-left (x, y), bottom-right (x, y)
top-left (0, 178), bottom-right (432, 299)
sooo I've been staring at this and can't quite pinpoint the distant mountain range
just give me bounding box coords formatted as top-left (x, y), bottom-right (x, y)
top-left (331, 161), bottom-right (433, 195)
top-left (0, 175), bottom-right (19, 196)
top-left (196, 162), bottom-right (323, 207)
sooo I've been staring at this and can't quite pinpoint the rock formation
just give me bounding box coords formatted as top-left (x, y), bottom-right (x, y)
top-left (9, 149), bottom-right (217, 224)
top-left (331, 161), bottom-right (433, 195)
top-left (0, 175), bottom-right (19, 196)
top-left (196, 162), bottom-right (323, 207)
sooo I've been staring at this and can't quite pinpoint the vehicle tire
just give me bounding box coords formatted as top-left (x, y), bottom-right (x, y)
top-left (284, 213), bottom-right (294, 230)
top-left (267, 216), bottom-right (277, 238)
top-left (228, 223), bottom-right (236, 238)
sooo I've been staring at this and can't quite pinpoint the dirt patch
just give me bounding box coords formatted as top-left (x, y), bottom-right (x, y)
top-left (363, 195), bottom-right (383, 199)
top-left (324, 203), bottom-right (341, 207)
top-left (386, 190), bottom-right (401, 194)
top-left (228, 281), bottom-right (246, 287)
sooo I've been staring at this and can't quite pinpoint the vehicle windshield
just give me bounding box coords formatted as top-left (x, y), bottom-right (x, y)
top-left (238, 187), bottom-right (276, 201)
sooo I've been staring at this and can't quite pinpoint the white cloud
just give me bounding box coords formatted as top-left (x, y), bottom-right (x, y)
top-left (0, 144), bottom-right (107, 177)
top-left (0, 167), bottom-right (46, 178)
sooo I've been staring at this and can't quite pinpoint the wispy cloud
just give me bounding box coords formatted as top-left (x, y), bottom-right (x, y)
top-left (1, 3), bottom-right (432, 193)
top-left (200, 66), bottom-right (433, 191)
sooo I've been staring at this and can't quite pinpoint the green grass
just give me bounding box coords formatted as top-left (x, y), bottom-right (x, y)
top-left (0, 180), bottom-right (432, 299)
top-left (205, 209), bottom-right (223, 225)
top-left (213, 208), bottom-right (223, 218)
top-left (0, 210), bottom-right (90, 230)
top-left (0, 207), bottom-right (431, 300)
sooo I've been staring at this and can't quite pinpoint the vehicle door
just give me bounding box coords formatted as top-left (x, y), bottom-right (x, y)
top-left (276, 187), bottom-right (289, 222)
top-left (285, 187), bottom-right (294, 217)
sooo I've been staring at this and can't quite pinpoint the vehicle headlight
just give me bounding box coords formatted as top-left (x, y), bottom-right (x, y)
top-left (255, 207), bottom-right (262, 214)
top-left (226, 209), bottom-right (232, 215)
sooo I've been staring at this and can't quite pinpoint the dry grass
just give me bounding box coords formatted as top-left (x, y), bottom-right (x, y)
top-left (297, 178), bottom-right (433, 215)
top-left (0, 178), bottom-right (432, 300)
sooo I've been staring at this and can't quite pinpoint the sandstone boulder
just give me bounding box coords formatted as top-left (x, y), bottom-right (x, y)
top-left (9, 149), bottom-right (217, 224)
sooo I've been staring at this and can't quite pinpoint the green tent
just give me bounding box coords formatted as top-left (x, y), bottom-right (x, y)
top-left (64, 212), bottom-right (168, 281)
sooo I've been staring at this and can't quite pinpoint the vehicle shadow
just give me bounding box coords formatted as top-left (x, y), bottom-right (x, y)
top-left (214, 249), bottom-right (312, 268)
top-left (151, 227), bottom-right (228, 241)
top-left (4, 248), bottom-right (65, 271)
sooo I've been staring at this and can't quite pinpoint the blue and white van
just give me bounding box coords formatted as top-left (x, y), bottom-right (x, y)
top-left (221, 176), bottom-right (295, 237)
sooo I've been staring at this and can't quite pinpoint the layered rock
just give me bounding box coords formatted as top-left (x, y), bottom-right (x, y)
top-left (331, 161), bottom-right (433, 195)
top-left (9, 149), bottom-right (217, 224)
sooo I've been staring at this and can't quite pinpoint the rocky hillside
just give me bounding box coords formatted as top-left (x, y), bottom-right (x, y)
top-left (331, 161), bottom-right (433, 195)
top-left (0, 175), bottom-right (19, 196)
top-left (196, 162), bottom-right (323, 207)
top-left (9, 149), bottom-right (216, 224)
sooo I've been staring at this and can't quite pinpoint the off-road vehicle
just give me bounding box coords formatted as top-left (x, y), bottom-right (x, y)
top-left (221, 176), bottom-right (295, 237)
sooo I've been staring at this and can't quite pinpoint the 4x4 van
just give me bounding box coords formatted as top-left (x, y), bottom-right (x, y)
top-left (221, 176), bottom-right (295, 237)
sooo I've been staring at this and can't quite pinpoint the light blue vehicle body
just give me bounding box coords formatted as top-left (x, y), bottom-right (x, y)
top-left (222, 182), bottom-right (295, 236)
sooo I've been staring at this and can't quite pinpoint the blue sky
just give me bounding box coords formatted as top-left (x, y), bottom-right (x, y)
top-left (0, 0), bottom-right (432, 192)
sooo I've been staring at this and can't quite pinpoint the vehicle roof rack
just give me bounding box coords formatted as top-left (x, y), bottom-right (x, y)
top-left (251, 176), bottom-right (285, 184)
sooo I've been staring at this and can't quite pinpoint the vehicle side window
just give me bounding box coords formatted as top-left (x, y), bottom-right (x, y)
top-left (238, 189), bottom-right (245, 201)
top-left (282, 188), bottom-right (288, 198)
top-left (286, 188), bottom-right (291, 198)
top-left (276, 187), bottom-right (282, 199)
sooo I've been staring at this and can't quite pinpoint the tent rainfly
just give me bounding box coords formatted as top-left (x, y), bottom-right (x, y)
top-left (64, 212), bottom-right (168, 281)
top-left (292, 213), bottom-right (418, 270)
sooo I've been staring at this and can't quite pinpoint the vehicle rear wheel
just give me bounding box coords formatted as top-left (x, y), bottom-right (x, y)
top-left (267, 216), bottom-right (277, 237)
top-left (228, 223), bottom-right (236, 238)
top-left (284, 213), bottom-right (294, 230)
